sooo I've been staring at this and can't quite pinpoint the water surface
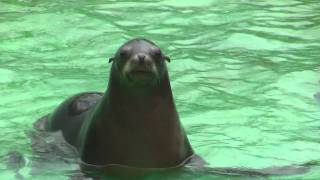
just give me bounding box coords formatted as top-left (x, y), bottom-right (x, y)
top-left (1, 0), bottom-right (320, 179)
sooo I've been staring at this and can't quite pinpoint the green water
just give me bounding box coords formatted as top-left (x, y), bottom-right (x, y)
top-left (1, 0), bottom-right (320, 179)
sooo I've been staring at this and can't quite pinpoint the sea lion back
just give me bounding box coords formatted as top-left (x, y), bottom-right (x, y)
top-left (42, 92), bottom-right (103, 146)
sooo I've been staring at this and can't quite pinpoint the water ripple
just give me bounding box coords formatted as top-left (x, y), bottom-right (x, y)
top-left (1, 0), bottom-right (320, 179)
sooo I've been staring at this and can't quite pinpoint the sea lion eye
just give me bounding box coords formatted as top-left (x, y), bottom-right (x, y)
top-left (151, 47), bottom-right (162, 58)
top-left (119, 47), bottom-right (131, 58)
top-left (151, 47), bottom-right (170, 62)
top-left (152, 47), bottom-right (170, 62)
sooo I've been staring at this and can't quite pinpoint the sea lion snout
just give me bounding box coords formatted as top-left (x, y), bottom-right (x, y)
top-left (124, 53), bottom-right (158, 81)
top-left (128, 52), bottom-right (155, 73)
top-left (131, 53), bottom-right (153, 67)
top-left (137, 54), bottom-right (146, 63)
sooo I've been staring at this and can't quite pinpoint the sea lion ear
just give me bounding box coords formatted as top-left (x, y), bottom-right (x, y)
top-left (164, 55), bottom-right (171, 62)
top-left (109, 57), bottom-right (115, 63)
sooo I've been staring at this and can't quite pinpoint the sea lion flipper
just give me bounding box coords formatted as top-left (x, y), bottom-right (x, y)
top-left (186, 154), bottom-right (208, 167)
top-left (69, 93), bottom-right (103, 115)
top-left (33, 115), bottom-right (50, 131)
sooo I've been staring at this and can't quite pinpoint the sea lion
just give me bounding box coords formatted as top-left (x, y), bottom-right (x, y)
top-left (38, 38), bottom-right (197, 175)
top-left (33, 38), bottom-right (314, 178)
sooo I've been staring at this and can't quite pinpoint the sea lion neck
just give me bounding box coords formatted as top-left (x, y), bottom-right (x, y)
top-left (105, 68), bottom-right (174, 112)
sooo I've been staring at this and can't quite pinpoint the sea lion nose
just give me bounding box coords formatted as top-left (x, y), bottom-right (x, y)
top-left (137, 54), bottom-right (145, 64)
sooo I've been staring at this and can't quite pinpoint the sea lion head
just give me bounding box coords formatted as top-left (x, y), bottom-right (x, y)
top-left (109, 38), bottom-right (170, 86)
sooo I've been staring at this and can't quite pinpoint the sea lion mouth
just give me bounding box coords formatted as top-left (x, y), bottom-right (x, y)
top-left (125, 68), bottom-right (156, 84)
top-left (128, 65), bottom-right (155, 76)
top-left (128, 70), bottom-right (154, 78)
top-left (130, 70), bottom-right (152, 75)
